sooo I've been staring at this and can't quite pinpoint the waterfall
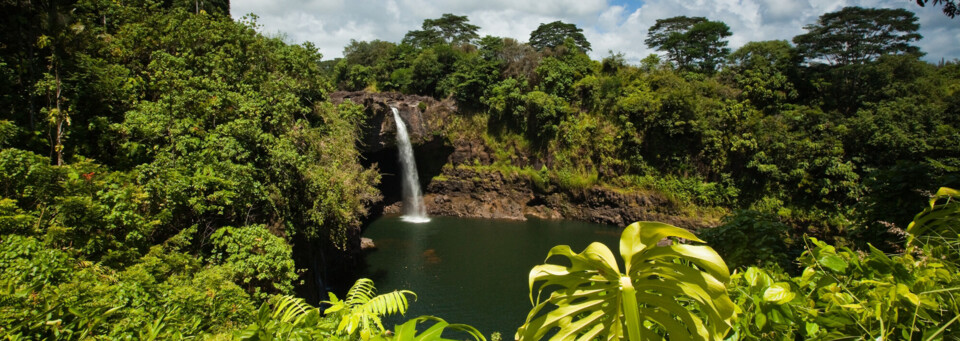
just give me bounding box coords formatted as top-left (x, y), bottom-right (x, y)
top-left (392, 107), bottom-right (430, 223)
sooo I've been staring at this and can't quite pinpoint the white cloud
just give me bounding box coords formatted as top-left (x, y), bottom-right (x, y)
top-left (231, 0), bottom-right (960, 63)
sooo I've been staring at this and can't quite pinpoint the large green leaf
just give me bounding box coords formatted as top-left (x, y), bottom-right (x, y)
top-left (370, 315), bottom-right (486, 341)
top-left (762, 283), bottom-right (796, 304)
top-left (517, 221), bottom-right (735, 340)
top-left (907, 187), bottom-right (960, 248)
top-left (818, 254), bottom-right (848, 273)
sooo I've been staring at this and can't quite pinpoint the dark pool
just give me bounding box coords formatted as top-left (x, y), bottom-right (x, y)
top-left (361, 215), bottom-right (620, 337)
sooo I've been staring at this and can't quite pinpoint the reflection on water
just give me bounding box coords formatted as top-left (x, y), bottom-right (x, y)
top-left (361, 216), bottom-right (619, 336)
top-left (421, 249), bottom-right (441, 264)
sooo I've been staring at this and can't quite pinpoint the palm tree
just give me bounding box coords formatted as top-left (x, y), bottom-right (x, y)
top-left (516, 221), bottom-right (736, 340)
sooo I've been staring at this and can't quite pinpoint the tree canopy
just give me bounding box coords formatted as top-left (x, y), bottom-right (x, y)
top-left (727, 40), bottom-right (798, 72)
top-left (793, 6), bottom-right (922, 66)
top-left (402, 13), bottom-right (479, 48)
top-left (528, 21), bottom-right (592, 52)
top-left (644, 16), bottom-right (731, 73)
top-left (2, 1), bottom-right (960, 339)
top-left (915, 0), bottom-right (959, 18)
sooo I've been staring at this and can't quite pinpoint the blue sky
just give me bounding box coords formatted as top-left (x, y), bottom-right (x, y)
top-left (607, 0), bottom-right (642, 14)
top-left (230, 0), bottom-right (960, 64)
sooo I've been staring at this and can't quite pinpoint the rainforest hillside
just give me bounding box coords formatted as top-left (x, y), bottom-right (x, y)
top-left (1, 0), bottom-right (959, 339)
top-left (1, 1), bottom-right (381, 338)
top-left (330, 10), bottom-right (960, 250)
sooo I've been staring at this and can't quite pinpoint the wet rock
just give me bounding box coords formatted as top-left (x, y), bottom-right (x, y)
top-left (329, 91), bottom-right (455, 153)
top-left (360, 237), bottom-right (376, 250)
top-left (382, 202), bottom-right (402, 215)
top-left (524, 205), bottom-right (563, 220)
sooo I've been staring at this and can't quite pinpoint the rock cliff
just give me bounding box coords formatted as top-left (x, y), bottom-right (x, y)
top-left (422, 160), bottom-right (715, 229)
top-left (329, 91), bottom-right (455, 153)
top-left (344, 91), bottom-right (718, 230)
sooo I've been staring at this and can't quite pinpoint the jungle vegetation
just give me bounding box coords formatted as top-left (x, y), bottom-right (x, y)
top-left (1, 0), bottom-right (958, 339)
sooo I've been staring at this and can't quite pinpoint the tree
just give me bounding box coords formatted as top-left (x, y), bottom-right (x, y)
top-left (727, 40), bottom-right (798, 72)
top-left (343, 39), bottom-right (397, 66)
top-left (445, 47), bottom-right (501, 107)
top-left (915, 0), bottom-right (959, 18)
top-left (401, 29), bottom-right (444, 49)
top-left (516, 221), bottom-right (735, 340)
top-left (529, 21), bottom-right (591, 52)
top-left (497, 38), bottom-right (540, 80)
top-left (166, 0), bottom-right (231, 15)
top-left (402, 13), bottom-right (479, 48)
top-left (645, 16), bottom-right (731, 73)
top-left (792, 7), bottom-right (922, 67)
top-left (726, 41), bottom-right (800, 112)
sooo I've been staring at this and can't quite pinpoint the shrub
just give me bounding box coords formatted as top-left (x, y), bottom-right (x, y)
top-left (698, 209), bottom-right (797, 271)
top-left (211, 225), bottom-right (298, 300)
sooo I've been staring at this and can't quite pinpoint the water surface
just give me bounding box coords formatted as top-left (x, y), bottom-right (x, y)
top-left (361, 216), bottom-right (620, 337)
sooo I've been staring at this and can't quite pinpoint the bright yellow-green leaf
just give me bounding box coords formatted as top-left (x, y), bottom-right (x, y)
top-left (763, 282), bottom-right (796, 304)
top-left (517, 221), bottom-right (735, 341)
top-left (819, 254), bottom-right (848, 273)
top-left (896, 284), bottom-right (920, 306)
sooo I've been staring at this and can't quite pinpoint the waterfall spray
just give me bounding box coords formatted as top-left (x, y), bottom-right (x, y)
top-left (392, 107), bottom-right (430, 223)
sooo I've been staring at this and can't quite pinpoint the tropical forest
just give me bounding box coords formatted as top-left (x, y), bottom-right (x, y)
top-left (1, 0), bottom-right (960, 340)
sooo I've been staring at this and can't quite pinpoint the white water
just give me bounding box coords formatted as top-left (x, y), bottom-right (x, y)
top-left (392, 107), bottom-right (430, 223)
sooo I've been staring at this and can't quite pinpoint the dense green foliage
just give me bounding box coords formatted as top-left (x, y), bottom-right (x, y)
top-left (0, 0), bottom-right (379, 338)
top-left (698, 209), bottom-right (796, 270)
top-left (727, 188), bottom-right (960, 339)
top-left (331, 5), bottom-right (959, 247)
top-left (237, 282), bottom-right (485, 341)
top-left (1, 1), bottom-right (959, 339)
top-left (328, 7), bottom-right (959, 339)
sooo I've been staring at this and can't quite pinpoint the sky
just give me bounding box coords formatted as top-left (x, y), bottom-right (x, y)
top-left (230, 0), bottom-right (960, 64)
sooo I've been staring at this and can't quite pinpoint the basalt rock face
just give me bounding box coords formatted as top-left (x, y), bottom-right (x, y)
top-left (425, 167), bottom-right (534, 220)
top-left (329, 91), bottom-right (454, 153)
top-left (338, 91), bottom-right (716, 230)
top-left (539, 187), bottom-right (711, 228)
top-left (421, 141), bottom-right (717, 230)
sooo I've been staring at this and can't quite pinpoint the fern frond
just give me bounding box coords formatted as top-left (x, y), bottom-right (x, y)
top-left (362, 290), bottom-right (416, 317)
top-left (346, 278), bottom-right (377, 306)
top-left (271, 295), bottom-right (314, 324)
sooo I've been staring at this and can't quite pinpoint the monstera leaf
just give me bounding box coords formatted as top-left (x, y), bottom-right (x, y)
top-left (516, 221), bottom-right (736, 340)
